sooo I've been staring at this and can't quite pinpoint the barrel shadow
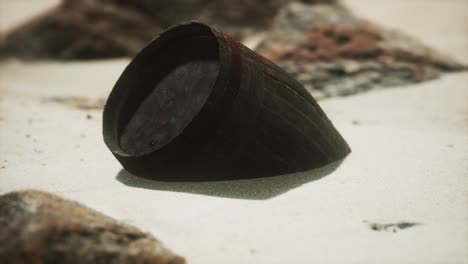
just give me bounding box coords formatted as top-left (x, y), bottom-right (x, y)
top-left (115, 160), bottom-right (343, 200)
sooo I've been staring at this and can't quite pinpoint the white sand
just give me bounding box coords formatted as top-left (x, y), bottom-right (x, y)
top-left (1, 1), bottom-right (467, 264)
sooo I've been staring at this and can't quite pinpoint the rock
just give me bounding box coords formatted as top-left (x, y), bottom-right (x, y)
top-left (0, 190), bottom-right (185, 264)
top-left (0, 0), bottom-right (335, 60)
top-left (0, 0), bottom-right (160, 60)
top-left (2, 0), bottom-right (463, 98)
top-left (255, 2), bottom-right (467, 99)
top-left (98, 0), bottom-right (337, 39)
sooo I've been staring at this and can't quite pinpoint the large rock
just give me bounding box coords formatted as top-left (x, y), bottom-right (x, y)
top-left (0, 190), bottom-right (185, 264)
top-left (1, 0), bottom-right (464, 99)
top-left (0, 0), bottom-right (335, 60)
top-left (255, 2), bottom-right (467, 99)
top-left (0, 0), bottom-right (160, 60)
top-left (96, 0), bottom-right (337, 39)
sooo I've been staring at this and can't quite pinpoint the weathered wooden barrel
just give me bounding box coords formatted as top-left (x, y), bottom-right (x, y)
top-left (103, 22), bottom-right (350, 181)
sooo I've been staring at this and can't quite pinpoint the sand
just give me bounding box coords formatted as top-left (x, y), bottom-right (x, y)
top-left (1, 1), bottom-right (467, 263)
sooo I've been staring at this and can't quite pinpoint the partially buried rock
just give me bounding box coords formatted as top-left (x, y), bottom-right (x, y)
top-left (96, 0), bottom-right (337, 40)
top-left (256, 2), bottom-right (467, 99)
top-left (0, 0), bottom-right (335, 60)
top-left (2, 0), bottom-right (463, 99)
top-left (0, 0), bottom-right (161, 60)
top-left (0, 190), bottom-right (185, 264)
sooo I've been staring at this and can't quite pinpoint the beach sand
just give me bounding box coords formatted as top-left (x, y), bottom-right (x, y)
top-left (1, 1), bottom-right (467, 263)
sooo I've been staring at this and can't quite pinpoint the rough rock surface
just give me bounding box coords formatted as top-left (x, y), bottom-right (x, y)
top-left (0, 0), bottom-right (465, 98)
top-left (0, 190), bottom-right (185, 264)
top-left (0, 0), bottom-right (160, 60)
top-left (0, 0), bottom-right (334, 60)
top-left (97, 0), bottom-right (336, 39)
top-left (255, 2), bottom-right (467, 99)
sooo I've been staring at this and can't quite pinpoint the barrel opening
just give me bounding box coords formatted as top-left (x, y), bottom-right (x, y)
top-left (107, 25), bottom-right (221, 157)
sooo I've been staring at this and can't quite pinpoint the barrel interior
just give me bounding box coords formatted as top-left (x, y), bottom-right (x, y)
top-left (116, 33), bottom-right (220, 156)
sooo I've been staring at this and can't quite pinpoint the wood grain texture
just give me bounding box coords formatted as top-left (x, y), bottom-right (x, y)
top-left (103, 22), bottom-right (351, 180)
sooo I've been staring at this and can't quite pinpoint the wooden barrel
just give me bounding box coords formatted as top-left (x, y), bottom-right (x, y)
top-left (103, 22), bottom-right (350, 181)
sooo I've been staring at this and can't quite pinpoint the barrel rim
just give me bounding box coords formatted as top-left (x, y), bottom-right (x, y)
top-left (102, 22), bottom-right (231, 158)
